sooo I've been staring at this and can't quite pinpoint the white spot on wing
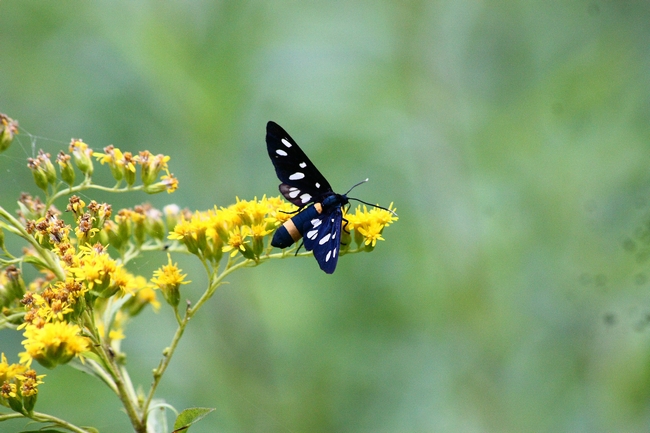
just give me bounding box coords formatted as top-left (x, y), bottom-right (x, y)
top-left (307, 229), bottom-right (318, 240)
top-left (275, 149), bottom-right (288, 156)
top-left (315, 182), bottom-right (321, 188)
top-left (319, 233), bottom-right (331, 245)
top-left (281, 138), bottom-right (292, 148)
top-left (311, 219), bottom-right (321, 227)
top-left (289, 188), bottom-right (300, 198)
top-left (300, 193), bottom-right (312, 203)
top-left (289, 172), bottom-right (305, 180)
top-left (333, 248), bottom-right (337, 258)
top-left (326, 250), bottom-right (332, 262)
top-left (299, 162), bottom-right (307, 168)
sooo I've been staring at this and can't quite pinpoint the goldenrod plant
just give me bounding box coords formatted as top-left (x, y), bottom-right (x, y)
top-left (0, 113), bottom-right (397, 433)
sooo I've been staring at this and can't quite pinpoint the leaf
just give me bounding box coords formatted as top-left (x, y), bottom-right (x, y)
top-left (147, 399), bottom-right (172, 433)
top-left (22, 254), bottom-right (48, 269)
top-left (172, 407), bottom-right (215, 433)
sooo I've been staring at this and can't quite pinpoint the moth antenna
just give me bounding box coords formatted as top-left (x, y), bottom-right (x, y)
top-left (345, 178), bottom-right (369, 195)
top-left (347, 197), bottom-right (398, 216)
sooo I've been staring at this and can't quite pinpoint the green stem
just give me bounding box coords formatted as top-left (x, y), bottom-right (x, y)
top-left (82, 310), bottom-right (144, 432)
top-left (141, 306), bottom-right (190, 424)
top-left (46, 179), bottom-right (144, 209)
top-left (0, 410), bottom-right (92, 433)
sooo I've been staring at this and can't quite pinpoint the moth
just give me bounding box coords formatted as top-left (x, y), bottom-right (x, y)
top-left (266, 121), bottom-right (391, 273)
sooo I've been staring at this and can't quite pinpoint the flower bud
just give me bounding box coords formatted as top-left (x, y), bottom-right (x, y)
top-left (27, 158), bottom-right (49, 191)
top-left (1, 382), bottom-right (23, 413)
top-left (69, 139), bottom-right (94, 176)
top-left (56, 151), bottom-right (75, 186)
top-left (144, 174), bottom-right (178, 194)
top-left (99, 145), bottom-right (124, 181)
top-left (37, 150), bottom-right (57, 185)
top-left (115, 209), bottom-right (133, 244)
top-left (0, 113), bottom-right (18, 153)
top-left (139, 151), bottom-right (170, 186)
top-left (122, 152), bottom-right (137, 186)
top-left (163, 204), bottom-right (181, 232)
top-left (162, 283), bottom-right (180, 308)
top-left (143, 206), bottom-right (165, 240)
top-left (207, 234), bottom-right (223, 264)
top-left (5, 265), bottom-right (26, 301)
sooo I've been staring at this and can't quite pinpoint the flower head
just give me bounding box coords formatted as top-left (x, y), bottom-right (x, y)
top-left (20, 322), bottom-right (90, 369)
top-left (151, 254), bottom-right (190, 307)
top-left (345, 203), bottom-right (398, 249)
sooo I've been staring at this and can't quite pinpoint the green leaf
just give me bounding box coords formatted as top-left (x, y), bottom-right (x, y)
top-left (172, 407), bottom-right (215, 432)
top-left (22, 254), bottom-right (48, 269)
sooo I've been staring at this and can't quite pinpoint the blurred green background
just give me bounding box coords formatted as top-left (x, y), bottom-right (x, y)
top-left (2, 1), bottom-right (650, 432)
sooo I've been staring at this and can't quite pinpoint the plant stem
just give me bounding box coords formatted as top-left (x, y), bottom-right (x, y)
top-left (0, 410), bottom-right (92, 433)
top-left (46, 180), bottom-right (144, 209)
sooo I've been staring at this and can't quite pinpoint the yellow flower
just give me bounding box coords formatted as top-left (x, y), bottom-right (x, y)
top-left (1, 382), bottom-right (17, 399)
top-left (168, 211), bottom-right (209, 255)
top-left (108, 328), bottom-right (125, 342)
top-left (222, 225), bottom-right (251, 258)
top-left (135, 286), bottom-right (161, 312)
top-left (151, 254), bottom-right (190, 307)
top-left (121, 276), bottom-right (160, 316)
top-left (110, 265), bottom-right (139, 298)
top-left (357, 222), bottom-right (385, 247)
top-left (345, 203), bottom-right (398, 248)
top-left (69, 244), bottom-right (117, 296)
top-left (20, 322), bottom-right (90, 369)
top-left (0, 353), bottom-right (27, 383)
top-left (265, 199), bottom-right (297, 227)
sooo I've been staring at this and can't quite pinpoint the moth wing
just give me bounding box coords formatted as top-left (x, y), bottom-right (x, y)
top-left (302, 206), bottom-right (342, 274)
top-left (279, 183), bottom-right (315, 207)
top-left (266, 121), bottom-right (332, 198)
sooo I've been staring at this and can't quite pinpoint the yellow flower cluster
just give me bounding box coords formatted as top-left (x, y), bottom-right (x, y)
top-left (95, 145), bottom-right (177, 193)
top-left (344, 202), bottom-right (398, 249)
top-left (169, 196), bottom-right (293, 264)
top-left (24, 139), bottom-right (177, 194)
top-left (0, 353), bottom-right (44, 414)
top-left (169, 196), bottom-right (294, 264)
top-left (168, 196), bottom-right (397, 263)
top-left (15, 196), bottom-right (167, 371)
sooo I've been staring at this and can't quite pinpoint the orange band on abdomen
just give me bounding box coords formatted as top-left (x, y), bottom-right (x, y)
top-left (284, 219), bottom-right (301, 242)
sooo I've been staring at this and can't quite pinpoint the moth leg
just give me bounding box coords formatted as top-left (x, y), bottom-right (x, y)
top-left (341, 216), bottom-right (350, 247)
top-left (280, 208), bottom-right (301, 215)
top-left (342, 216), bottom-right (350, 235)
top-left (294, 240), bottom-right (305, 255)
